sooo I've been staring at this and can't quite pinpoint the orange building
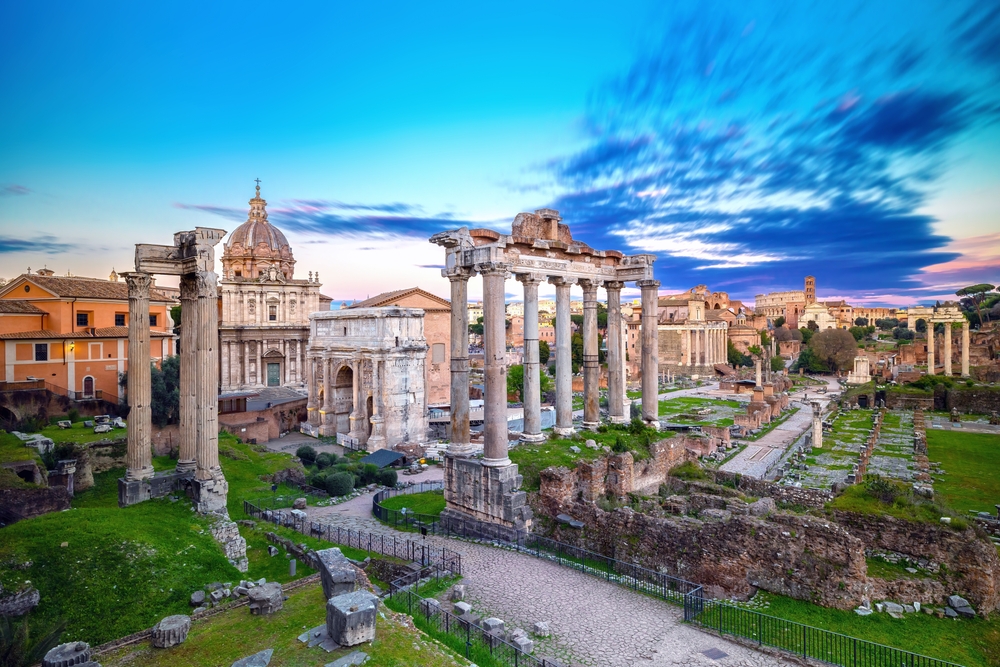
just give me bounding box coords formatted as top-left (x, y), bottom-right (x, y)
top-left (0, 269), bottom-right (175, 403)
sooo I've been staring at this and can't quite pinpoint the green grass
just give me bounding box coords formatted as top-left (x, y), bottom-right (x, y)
top-left (0, 429), bottom-right (42, 464)
top-left (100, 581), bottom-right (471, 667)
top-left (927, 429), bottom-right (1000, 515)
top-left (743, 407), bottom-right (799, 441)
top-left (39, 422), bottom-right (129, 444)
top-left (709, 591), bottom-right (1000, 667)
top-left (827, 479), bottom-right (960, 527)
top-left (379, 489), bottom-right (446, 517)
top-left (865, 557), bottom-right (925, 581)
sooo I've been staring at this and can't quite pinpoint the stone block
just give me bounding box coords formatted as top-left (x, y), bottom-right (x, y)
top-left (854, 607), bottom-right (872, 616)
top-left (268, 546), bottom-right (279, 557)
top-left (532, 621), bottom-right (550, 637)
top-left (230, 648), bottom-right (274, 667)
top-left (190, 590), bottom-right (205, 606)
top-left (450, 584), bottom-right (466, 601)
top-left (482, 617), bottom-right (504, 633)
top-left (748, 497), bottom-right (776, 517)
top-left (210, 589), bottom-right (225, 604)
top-left (0, 585), bottom-right (40, 616)
top-left (947, 594), bottom-right (970, 609)
top-left (419, 598), bottom-right (441, 617)
top-left (325, 651), bottom-right (369, 667)
top-left (316, 547), bottom-right (357, 600)
top-left (326, 590), bottom-right (379, 647)
top-left (151, 615), bottom-right (191, 648)
top-left (955, 606), bottom-right (976, 618)
top-left (944, 607), bottom-right (958, 618)
top-left (42, 642), bottom-right (92, 667)
top-left (248, 582), bottom-right (283, 615)
top-left (512, 635), bottom-right (534, 654)
top-left (454, 601), bottom-right (471, 614)
top-left (293, 497), bottom-right (308, 510)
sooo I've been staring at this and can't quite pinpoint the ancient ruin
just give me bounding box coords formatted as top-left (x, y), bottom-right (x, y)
top-left (904, 305), bottom-right (970, 376)
top-left (430, 209), bottom-right (657, 535)
top-left (305, 308), bottom-right (428, 450)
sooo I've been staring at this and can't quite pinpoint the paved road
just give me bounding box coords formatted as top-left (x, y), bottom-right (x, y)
top-left (305, 501), bottom-right (793, 667)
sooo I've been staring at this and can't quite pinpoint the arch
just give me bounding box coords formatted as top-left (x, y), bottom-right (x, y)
top-left (0, 405), bottom-right (17, 430)
top-left (82, 376), bottom-right (95, 399)
top-left (333, 364), bottom-right (353, 435)
top-left (714, 303), bottom-right (721, 309)
top-left (366, 395), bottom-right (374, 438)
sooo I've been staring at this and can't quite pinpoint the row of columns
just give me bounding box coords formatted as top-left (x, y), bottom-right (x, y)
top-left (447, 266), bottom-right (660, 467)
top-left (125, 270), bottom-right (221, 483)
top-left (682, 325), bottom-right (727, 366)
top-left (926, 320), bottom-right (971, 377)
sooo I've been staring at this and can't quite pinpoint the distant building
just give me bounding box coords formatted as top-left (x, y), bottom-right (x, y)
top-left (0, 269), bottom-right (175, 404)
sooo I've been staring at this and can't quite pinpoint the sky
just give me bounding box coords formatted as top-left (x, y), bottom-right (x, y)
top-left (1, 1), bottom-right (998, 308)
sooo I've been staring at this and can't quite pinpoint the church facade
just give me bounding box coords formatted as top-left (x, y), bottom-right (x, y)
top-left (218, 184), bottom-right (329, 392)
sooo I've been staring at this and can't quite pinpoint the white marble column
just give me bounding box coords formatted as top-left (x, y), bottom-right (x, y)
top-left (349, 356), bottom-right (363, 439)
top-left (639, 279), bottom-right (660, 426)
top-left (306, 356), bottom-right (319, 425)
top-left (320, 357), bottom-right (334, 435)
top-left (368, 356), bottom-right (387, 450)
top-left (606, 281), bottom-right (626, 423)
top-left (177, 274), bottom-right (197, 474)
top-left (481, 263), bottom-right (511, 466)
top-left (943, 323), bottom-right (952, 376)
top-left (961, 321), bottom-right (970, 377)
top-left (812, 402), bottom-right (823, 448)
top-left (195, 271), bottom-right (221, 481)
top-left (447, 269), bottom-right (474, 454)
top-left (581, 279), bottom-right (600, 430)
top-left (551, 277), bottom-right (575, 436)
top-left (518, 274), bottom-right (545, 442)
top-left (684, 329), bottom-right (691, 366)
top-left (755, 357), bottom-right (762, 388)
top-left (927, 329), bottom-right (936, 375)
top-left (124, 272), bottom-right (154, 481)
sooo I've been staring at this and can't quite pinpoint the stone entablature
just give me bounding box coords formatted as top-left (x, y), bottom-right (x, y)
top-left (306, 308), bottom-right (428, 450)
top-left (902, 305), bottom-right (970, 377)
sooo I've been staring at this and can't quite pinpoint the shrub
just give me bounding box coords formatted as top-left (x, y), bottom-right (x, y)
top-left (296, 445), bottom-right (317, 465)
top-left (315, 453), bottom-right (334, 469)
top-left (325, 472), bottom-right (355, 496)
top-left (67, 408), bottom-right (80, 423)
top-left (863, 474), bottom-right (899, 504)
top-left (308, 471), bottom-right (327, 488)
top-left (375, 468), bottom-right (398, 487)
top-left (612, 435), bottom-right (628, 453)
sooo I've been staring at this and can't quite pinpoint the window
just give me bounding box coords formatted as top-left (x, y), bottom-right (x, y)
top-left (34, 343), bottom-right (48, 361)
top-left (269, 305), bottom-right (277, 321)
top-left (149, 314), bottom-right (157, 327)
top-left (115, 313), bottom-right (126, 327)
top-left (77, 312), bottom-right (89, 327)
top-left (235, 270), bottom-right (242, 278)
top-left (432, 343), bottom-right (446, 364)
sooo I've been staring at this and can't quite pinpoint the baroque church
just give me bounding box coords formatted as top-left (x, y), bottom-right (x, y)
top-left (218, 184), bottom-right (330, 392)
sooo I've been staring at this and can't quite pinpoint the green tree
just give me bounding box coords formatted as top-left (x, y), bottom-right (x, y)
top-left (809, 328), bottom-right (858, 371)
top-left (506, 364), bottom-right (553, 401)
top-left (848, 326), bottom-right (867, 342)
top-left (770, 355), bottom-right (785, 372)
top-left (597, 303), bottom-right (608, 329)
top-left (892, 327), bottom-right (914, 341)
top-left (956, 283), bottom-right (996, 325)
top-left (773, 316), bottom-right (786, 328)
top-left (791, 346), bottom-right (827, 373)
top-left (727, 340), bottom-right (751, 367)
top-left (538, 340), bottom-right (550, 365)
top-left (571, 332), bottom-right (584, 369)
top-left (854, 317), bottom-right (868, 326)
top-left (469, 316), bottom-right (484, 337)
top-left (915, 318), bottom-right (927, 333)
top-left (798, 327), bottom-right (814, 344)
top-left (806, 320), bottom-right (818, 332)
top-left (149, 356), bottom-right (180, 427)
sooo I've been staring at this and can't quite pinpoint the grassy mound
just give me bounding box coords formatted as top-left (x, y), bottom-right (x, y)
top-left (378, 489), bottom-right (446, 517)
top-left (926, 429), bottom-right (1000, 515)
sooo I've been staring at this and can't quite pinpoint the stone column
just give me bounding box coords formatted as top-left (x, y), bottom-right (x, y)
top-left (124, 272), bottom-right (154, 481)
top-left (581, 279), bottom-right (600, 430)
top-left (812, 402), bottom-right (823, 448)
top-left (320, 357), bottom-right (334, 435)
top-left (447, 269), bottom-right (474, 455)
top-left (927, 328), bottom-right (935, 375)
top-left (176, 275), bottom-right (197, 475)
top-left (367, 356), bottom-right (386, 450)
top-left (481, 263), bottom-right (511, 467)
top-left (195, 271), bottom-right (221, 481)
top-left (755, 357), bottom-right (762, 388)
top-left (517, 274), bottom-right (544, 442)
top-left (639, 279), bottom-right (660, 426)
top-left (551, 277), bottom-right (575, 436)
top-left (961, 320), bottom-right (970, 377)
top-left (306, 356), bottom-right (319, 425)
top-left (606, 281), bottom-right (625, 424)
top-left (943, 323), bottom-right (952, 376)
top-left (684, 329), bottom-right (691, 366)
top-left (349, 356), bottom-right (363, 439)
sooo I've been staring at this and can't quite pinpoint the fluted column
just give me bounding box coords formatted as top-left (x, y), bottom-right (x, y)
top-left (367, 355), bottom-right (387, 450)
top-left (518, 274), bottom-right (544, 442)
top-left (961, 321), bottom-right (970, 377)
top-left (551, 277), bottom-right (575, 436)
top-left (481, 263), bottom-right (511, 466)
top-left (195, 271), bottom-right (221, 480)
top-left (927, 328), bottom-right (935, 375)
top-left (639, 279), bottom-right (660, 426)
top-left (124, 272), bottom-right (154, 481)
top-left (446, 269), bottom-right (474, 454)
top-left (320, 357), bottom-right (335, 435)
top-left (176, 275), bottom-right (197, 474)
top-left (349, 356), bottom-right (363, 438)
top-left (581, 279), bottom-right (600, 430)
top-left (606, 281), bottom-right (625, 423)
top-left (943, 323), bottom-right (952, 376)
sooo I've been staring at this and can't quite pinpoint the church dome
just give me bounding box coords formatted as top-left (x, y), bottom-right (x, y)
top-left (222, 183), bottom-right (296, 281)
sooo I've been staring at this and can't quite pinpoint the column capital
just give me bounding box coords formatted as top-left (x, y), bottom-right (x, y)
top-left (444, 266), bottom-right (475, 282)
top-left (604, 281), bottom-right (625, 291)
top-left (179, 273), bottom-right (198, 300)
top-left (548, 276), bottom-right (577, 287)
top-left (476, 262), bottom-right (510, 277)
top-left (637, 279), bottom-right (661, 289)
top-left (123, 271), bottom-right (153, 296)
top-left (515, 272), bottom-right (545, 286)
top-left (578, 278), bottom-right (600, 294)
top-left (195, 271), bottom-right (218, 299)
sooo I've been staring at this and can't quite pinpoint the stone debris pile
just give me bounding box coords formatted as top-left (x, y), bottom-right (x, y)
top-left (856, 594), bottom-right (977, 619)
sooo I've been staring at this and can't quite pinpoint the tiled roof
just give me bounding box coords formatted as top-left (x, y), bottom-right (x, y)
top-left (5, 275), bottom-right (173, 302)
top-left (0, 327), bottom-right (174, 340)
top-left (348, 287), bottom-right (450, 310)
top-left (0, 330), bottom-right (70, 340)
top-left (0, 301), bottom-right (46, 314)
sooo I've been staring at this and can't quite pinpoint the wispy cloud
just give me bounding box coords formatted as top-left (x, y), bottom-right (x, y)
top-left (0, 235), bottom-right (73, 254)
top-left (1, 184), bottom-right (30, 196)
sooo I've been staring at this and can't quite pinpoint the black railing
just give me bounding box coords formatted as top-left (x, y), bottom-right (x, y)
top-left (372, 481), bottom-right (444, 530)
top-left (683, 589), bottom-right (963, 667)
top-left (243, 499), bottom-right (461, 576)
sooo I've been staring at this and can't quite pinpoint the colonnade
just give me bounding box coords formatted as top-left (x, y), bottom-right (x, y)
top-left (681, 324), bottom-right (728, 367)
top-left (446, 265), bottom-right (660, 465)
top-left (926, 319), bottom-right (971, 377)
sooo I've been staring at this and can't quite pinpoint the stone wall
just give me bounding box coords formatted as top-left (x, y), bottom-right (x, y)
top-left (0, 486), bottom-right (71, 525)
top-left (945, 386), bottom-right (1000, 414)
top-left (218, 399), bottom-right (308, 444)
top-left (713, 471), bottom-right (833, 508)
top-left (884, 392), bottom-right (933, 410)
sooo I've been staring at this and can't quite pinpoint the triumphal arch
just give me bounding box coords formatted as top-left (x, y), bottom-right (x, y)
top-left (430, 209), bottom-right (657, 535)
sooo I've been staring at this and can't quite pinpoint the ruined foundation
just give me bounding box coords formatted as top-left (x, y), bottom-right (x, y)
top-left (440, 454), bottom-right (532, 540)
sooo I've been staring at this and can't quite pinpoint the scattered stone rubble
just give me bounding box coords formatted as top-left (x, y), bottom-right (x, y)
top-left (856, 594), bottom-right (977, 619)
top-left (151, 614), bottom-right (191, 648)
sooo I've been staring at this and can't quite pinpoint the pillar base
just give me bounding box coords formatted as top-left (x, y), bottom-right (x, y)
top-left (125, 465), bottom-right (155, 482)
top-left (609, 415), bottom-right (628, 424)
top-left (519, 432), bottom-right (546, 444)
top-left (582, 421), bottom-right (600, 431)
top-left (117, 470), bottom-right (189, 508)
top-left (192, 469), bottom-right (229, 514)
top-left (442, 454), bottom-right (531, 534)
top-left (319, 423), bottom-right (338, 437)
top-left (643, 419), bottom-right (660, 429)
top-left (446, 442), bottom-right (478, 457)
top-left (481, 456), bottom-right (512, 468)
top-left (553, 426), bottom-right (575, 437)
top-left (175, 459), bottom-right (196, 475)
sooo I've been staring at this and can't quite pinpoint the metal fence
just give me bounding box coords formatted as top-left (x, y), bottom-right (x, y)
top-left (683, 589), bottom-right (964, 667)
top-left (371, 481), bottom-right (444, 530)
top-left (242, 499), bottom-right (461, 575)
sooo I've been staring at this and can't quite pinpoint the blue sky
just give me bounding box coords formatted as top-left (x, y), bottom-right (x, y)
top-left (1, 1), bottom-right (998, 307)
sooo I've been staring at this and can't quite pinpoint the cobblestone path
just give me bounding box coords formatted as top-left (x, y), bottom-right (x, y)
top-left (305, 504), bottom-right (794, 667)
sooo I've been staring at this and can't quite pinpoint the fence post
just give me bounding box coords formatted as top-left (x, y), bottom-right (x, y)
top-left (758, 613), bottom-right (762, 646)
top-left (802, 625), bottom-right (806, 659)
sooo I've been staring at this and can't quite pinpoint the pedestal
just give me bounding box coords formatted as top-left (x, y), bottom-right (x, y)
top-left (191, 471), bottom-right (229, 514)
top-left (441, 454), bottom-right (532, 540)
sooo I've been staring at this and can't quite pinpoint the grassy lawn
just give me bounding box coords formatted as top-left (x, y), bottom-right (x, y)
top-left (927, 429), bottom-right (1000, 515)
top-left (826, 479), bottom-right (963, 527)
top-left (38, 421), bottom-right (128, 444)
top-left (100, 581), bottom-right (471, 667)
top-left (723, 592), bottom-right (1000, 667)
top-left (379, 489), bottom-right (446, 517)
top-left (0, 429), bottom-right (42, 464)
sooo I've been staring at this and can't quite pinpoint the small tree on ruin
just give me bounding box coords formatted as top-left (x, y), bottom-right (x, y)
top-left (808, 328), bottom-right (857, 372)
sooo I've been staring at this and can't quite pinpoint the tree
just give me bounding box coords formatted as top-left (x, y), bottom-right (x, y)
top-left (854, 317), bottom-right (868, 326)
top-left (150, 356), bottom-right (180, 427)
top-left (848, 326), bottom-right (867, 342)
top-left (296, 445), bottom-right (317, 465)
top-left (773, 316), bottom-right (786, 328)
top-left (799, 327), bottom-right (814, 345)
top-left (506, 364), bottom-right (553, 402)
top-left (806, 320), bottom-right (818, 331)
top-left (770, 355), bottom-right (785, 372)
top-left (792, 347), bottom-right (827, 373)
top-left (809, 329), bottom-right (857, 371)
top-left (892, 327), bottom-right (914, 341)
top-left (956, 283), bottom-right (996, 325)
top-left (876, 317), bottom-right (899, 330)
top-left (571, 332), bottom-right (584, 370)
top-left (469, 316), bottom-right (484, 337)
top-left (915, 318), bottom-right (927, 333)
top-left (727, 340), bottom-right (751, 367)
top-left (597, 303), bottom-right (608, 329)
top-left (772, 327), bottom-right (802, 342)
